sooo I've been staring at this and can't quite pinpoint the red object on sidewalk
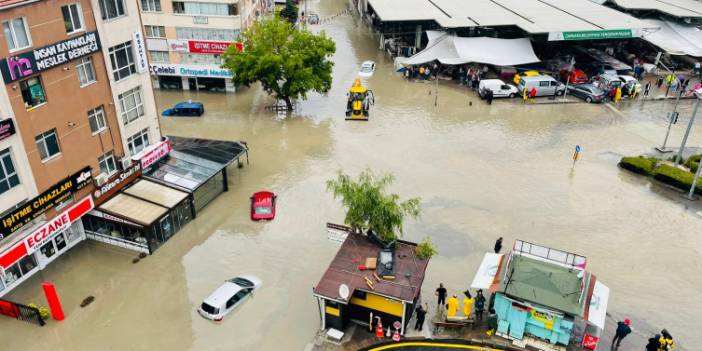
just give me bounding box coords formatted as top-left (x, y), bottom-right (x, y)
top-left (582, 334), bottom-right (599, 350)
top-left (375, 321), bottom-right (384, 337)
top-left (42, 282), bottom-right (64, 321)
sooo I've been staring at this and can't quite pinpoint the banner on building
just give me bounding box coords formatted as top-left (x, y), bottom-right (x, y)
top-left (188, 40), bottom-right (243, 54)
top-left (133, 31), bottom-right (148, 73)
top-left (92, 162), bottom-right (142, 205)
top-left (548, 29), bottom-right (637, 41)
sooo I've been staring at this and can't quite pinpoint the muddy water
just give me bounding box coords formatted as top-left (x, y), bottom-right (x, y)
top-left (3, 0), bottom-right (702, 349)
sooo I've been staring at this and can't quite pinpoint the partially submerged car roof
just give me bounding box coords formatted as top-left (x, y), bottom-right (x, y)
top-left (203, 281), bottom-right (242, 307)
top-left (174, 102), bottom-right (203, 109)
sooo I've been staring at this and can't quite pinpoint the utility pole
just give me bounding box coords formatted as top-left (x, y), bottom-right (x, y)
top-left (676, 96), bottom-right (701, 165)
top-left (657, 88), bottom-right (683, 152)
top-left (562, 57), bottom-right (575, 103)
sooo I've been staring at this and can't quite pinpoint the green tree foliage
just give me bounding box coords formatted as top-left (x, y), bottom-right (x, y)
top-left (326, 169), bottom-right (421, 242)
top-left (222, 17), bottom-right (335, 110)
top-left (279, 0), bottom-right (298, 24)
top-left (416, 237), bottom-right (438, 259)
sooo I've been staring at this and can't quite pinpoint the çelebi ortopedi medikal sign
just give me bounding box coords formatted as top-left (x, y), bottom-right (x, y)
top-left (0, 31), bottom-right (101, 84)
top-left (0, 166), bottom-right (92, 241)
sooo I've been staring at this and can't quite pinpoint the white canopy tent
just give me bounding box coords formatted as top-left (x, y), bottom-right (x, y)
top-left (641, 19), bottom-right (702, 57)
top-left (402, 31), bottom-right (540, 66)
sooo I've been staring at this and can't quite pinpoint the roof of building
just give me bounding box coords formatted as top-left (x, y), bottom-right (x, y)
top-left (99, 193), bottom-right (169, 226)
top-left (123, 179), bottom-right (190, 208)
top-left (368, 0), bottom-right (654, 34)
top-left (498, 253), bottom-right (590, 316)
top-left (612, 0), bottom-right (702, 18)
top-left (313, 232), bottom-right (429, 303)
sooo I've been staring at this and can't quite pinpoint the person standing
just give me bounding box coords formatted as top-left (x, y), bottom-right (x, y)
top-left (486, 89), bottom-right (494, 105)
top-left (494, 237), bottom-right (503, 253)
top-left (644, 81), bottom-right (651, 98)
top-left (446, 295), bottom-right (459, 317)
top-left (425, 66), bottom-right (431, 80)
top-left (657, 329), bottom-right (675, 351)
top-left (523, 87), bottom-right (528, 104)
top-left (475, 289), bottom-right (486, 322)
top-left (615, 87), bottom-right (622, 102)
top-left (646, 334), bottom-right (661, 351)
top-left (436, 283), bottom-right (447, 306)
top-left (656, 76), bottom-right (664, 89)
top-left (419, 66), bottom-right (425, 80)
top-left (414, 303), bottom-right (427, 331)
top-left (611, 319), bottom-right (631, 350)
top-left (529, 87), bottom-right (537, 102)
top-left (462, 290), bottom-right (474, 318)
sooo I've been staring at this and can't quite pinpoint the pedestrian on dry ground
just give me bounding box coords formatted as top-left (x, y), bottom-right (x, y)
top-left (494, 237), bottom-right (503, 253)
top-left (435, 283), bottom-right (447, 306)
top-left (414, 303), bottom-right (427, 331)
top-left (611, 319), bottom-right (631, 350)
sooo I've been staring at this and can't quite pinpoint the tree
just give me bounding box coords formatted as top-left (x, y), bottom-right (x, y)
top-left (326, 169), bottom-right (421, 242)
top-left (221, 17), bottom-right (335, 110)
top-left (415, 237), bottom-right (438, 259)
top-left (279, 0), bottom-right (298, 24)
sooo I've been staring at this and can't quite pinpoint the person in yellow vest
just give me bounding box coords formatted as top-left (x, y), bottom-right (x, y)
top-left (462, 290), bottom-right (474, 318)
top-left (615, 86), bottom-right (622, 102)
top-left (632, 84), bottom-right (639, 99)
top-left (446, 294), bottom-right (459, 317)
top-left (419, 66), bottom-right (425, 80)
top-left (657, 329), bottom-right (675, 351)
top-left (522, 87), bottom-right (528, 103)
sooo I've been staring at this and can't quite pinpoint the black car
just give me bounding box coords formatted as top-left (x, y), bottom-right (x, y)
top-left (566, 84), bottom-right (607, 103)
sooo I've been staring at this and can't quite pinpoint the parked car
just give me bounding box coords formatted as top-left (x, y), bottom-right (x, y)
top-left (198, 276), bottom-right (262, 322)
top-left (579, 62), bottom-right (617, 78)
top-left (565, 84), bottom-right (607, 103)
top-left (559, 68), bottom-right (588, 85)
top-left (250, 191), bottom-right (276, 221)
top-left (513, 70), bottom-right (540, 85)
top-left (592, 73), bottom-right (623, 91)
top-left (618, 75), bottom-right (642, 95)
top-left (162, 101), bottom-right (204, 117)
top-left (358, 60), bottom-right (376, 78)
top-left (517, 75), bottom-right (565, 97)
top-left (479, 79), bottom-right (519, 98)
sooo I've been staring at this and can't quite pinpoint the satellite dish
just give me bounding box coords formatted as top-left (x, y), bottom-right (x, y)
top-left (339, 284), bottom-right (350, 300)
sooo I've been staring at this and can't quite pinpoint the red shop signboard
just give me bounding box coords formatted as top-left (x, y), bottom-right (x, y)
top-left (188, 40), bottom-right (243, 54)
top-left (582, 334), bottom-right (599, 350)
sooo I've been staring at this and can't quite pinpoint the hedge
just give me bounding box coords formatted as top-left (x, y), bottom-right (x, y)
top-left (619, 156), bottom-right (656, 176)
top-left (652, 164), bottom-right (702, 194)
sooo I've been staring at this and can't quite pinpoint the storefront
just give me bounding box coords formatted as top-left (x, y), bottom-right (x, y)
top-left (150, 63), bottom-right (234, 93)
top-left (0, 196), bottom-right (94, 297)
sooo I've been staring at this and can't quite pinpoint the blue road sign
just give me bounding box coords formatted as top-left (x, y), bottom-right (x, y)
top-left (575, 145), bottom-right (581, 152)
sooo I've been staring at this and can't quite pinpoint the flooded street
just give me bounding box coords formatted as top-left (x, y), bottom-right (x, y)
top-left (3, 0), bottom-right (702, 349)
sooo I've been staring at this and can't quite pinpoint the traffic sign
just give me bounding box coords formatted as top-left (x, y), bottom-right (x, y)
top-left (575, 145), bottom-right (581, 152)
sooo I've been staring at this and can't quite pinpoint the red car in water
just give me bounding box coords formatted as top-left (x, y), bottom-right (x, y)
top-left (560, 68), bottom-right (588, 85)
top-left (250, 191), bottom-right (276, 221)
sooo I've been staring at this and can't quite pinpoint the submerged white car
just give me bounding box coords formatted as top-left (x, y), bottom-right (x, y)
top-left (358, 60), bottom-right (376, 78)
top-left (197, 276), bottom-right (262, 322)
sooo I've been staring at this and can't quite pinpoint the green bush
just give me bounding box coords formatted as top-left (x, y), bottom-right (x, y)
top-left (415, 237), bottom-right (438, 259)
top-left (652, 164), bottom-right (702, 194)
top-left (691, 161), bottom-right (699, 174)
top-left (619, 156), bottom-right (655, 176)
top-left (686, 154), bottom-right (702, 167)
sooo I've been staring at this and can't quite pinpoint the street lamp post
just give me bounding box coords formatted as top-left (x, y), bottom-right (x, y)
top-left (676, 96), bottom-right (701, 165)
top-left (685, 95), bottom-right (702, 199)
top-left (658, 88), bottom-right (683, 152)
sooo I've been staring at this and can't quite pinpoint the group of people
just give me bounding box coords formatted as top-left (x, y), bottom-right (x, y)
top-left (413, 283), bottom-right (489, 332)
top-left (459, 66), bottom-right (489, 90)
top-left (612, 318), bottom-right (676, 351)
top-left (404, 63), bottom-right (439, 81)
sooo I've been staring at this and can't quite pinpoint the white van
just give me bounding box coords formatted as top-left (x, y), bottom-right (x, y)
top-left (517, 75), bottom-right (565, 97)
top-left (198, 276), bottom-right (262, 322)
top-left (479, 79), bottom-right (519, 98)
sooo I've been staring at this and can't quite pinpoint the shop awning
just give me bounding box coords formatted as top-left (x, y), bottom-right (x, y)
top-left (99, 193), bottom-right (169, 226)
top-left (123, 179), bottom-right (189, 208)
top-left (587, 280), bottom-right (610, 330)
top-left (402, 31), bottom-right (540, 66)
top-left (612, 0), bottom-right (702, 19)
top-left (641, 19), bottom-right (702, 57)
top-left (470, 253), bottom-right (503, 289)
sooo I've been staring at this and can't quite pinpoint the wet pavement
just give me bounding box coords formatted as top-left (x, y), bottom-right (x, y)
top-left (3, 0), bottom-right (702, 350)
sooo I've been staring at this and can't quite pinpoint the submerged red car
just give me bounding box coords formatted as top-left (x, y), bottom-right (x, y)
top-left (250, 191), bottom-right (276, 221)
top-left (560, 68), bottom-right (588, 85)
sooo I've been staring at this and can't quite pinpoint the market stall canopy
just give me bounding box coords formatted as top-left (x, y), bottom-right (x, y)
top-left (586, 280), bottom-right (610, 330)
top-left (470, 253), bottom-right (503, 289)
top-left (368, 0), bottom-right (654, 34)
top-left (611, 0), bottom-right (702, 18)
top-left (641, 19), bottom-right (702, 57)
top-left (402, 31), bottom-right (540, 66)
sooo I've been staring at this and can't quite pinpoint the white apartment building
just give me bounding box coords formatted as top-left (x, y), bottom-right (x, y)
top-left (90, 0), bottom-right (162, 160)
top-left (139, 0), bottom-right (244, 92)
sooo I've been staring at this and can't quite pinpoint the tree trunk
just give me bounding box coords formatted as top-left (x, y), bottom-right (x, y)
top-left (283, 96), bottom-right (293, 110)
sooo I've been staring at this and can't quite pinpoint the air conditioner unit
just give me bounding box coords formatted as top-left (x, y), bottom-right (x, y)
top-left (95, 173), bottom-right (109, 186)
top-left (121, 157), bottom-right (133, 170)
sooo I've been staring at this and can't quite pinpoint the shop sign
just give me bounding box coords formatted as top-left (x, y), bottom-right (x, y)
top-left (133, 31), bottom-right (148, 73)
top-left (133, 139), bottom-right (171, 169)
top-left (168, 39), bottom-right (190, 53)
top-left (0, 31), bottom-right (101, 83)
top-left (0, 118), bottom-right (16, 141)
top-left (23, 196), bottom-right (93, 253)
top-left (188, 40), bottom-right (243, 54)
top-left (92, 162), bottom-right (142, 205)
top-left (548, 29), bottom-right (634, 41)
top-left (0, 166), bottom-right (92, 240)
top-left (149, 63), bottom-right (233, 78)
top-left (582, 334), bottom-right (599, 350)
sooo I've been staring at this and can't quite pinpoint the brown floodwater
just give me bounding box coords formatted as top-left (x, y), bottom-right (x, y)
top-left (2, 0), bottom-right (702, 349)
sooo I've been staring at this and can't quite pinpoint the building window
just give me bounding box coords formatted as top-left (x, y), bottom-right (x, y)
top-left (149, 51), bottom-right (169, 63)
top-left (20, 77), bottom-right (47, 109)
top-left (144, 25), bottom-right (166, 38)
top-left (98, 151), bottom-right (117, 175)
top-left (172, 2), bottom-right (237, 16)
top-left (35, 129), bottom-right (61, 161)
top-left (141, 0), bottom-right (162, 11)
top-left (0, 149), bottom-right (20, 195)
top-left (88, 106), bottom-right (107, 134)
top-left (76, 56), bottom-right (96, 86)
top-left (61, 3), bottom-right (84, 34)
top-left (127, 128), bottom-right (150, 155)
top-left (99, 0), bottom-right (126, 20)
top-left (2, 17), bottom-right (31, 52)
top-left (176, 27), bottom-right (238, 41)
top-left (109, 41), bottom-right (136, 81)
top-left (118, 86), bottom-right (144, 124)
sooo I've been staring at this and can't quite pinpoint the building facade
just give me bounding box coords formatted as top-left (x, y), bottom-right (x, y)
top-left (0, 0), bottom-right (160, 297)
top-left (138, 0), bottom-right (243, 92)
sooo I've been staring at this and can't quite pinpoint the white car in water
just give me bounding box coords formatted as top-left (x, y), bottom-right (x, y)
top-left (358, 60), bottom-right (376, 78)
top-left (197, 275), bottom-right (262, 322)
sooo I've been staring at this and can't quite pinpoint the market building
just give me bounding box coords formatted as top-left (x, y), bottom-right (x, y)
top-left (138, 0), bottom-right (244, 92)
top-left (313, 227), bottom-right (429, 337)
top-left (0, 0), bottom-right (159, 297)
top-left (470, 240), bottom-right (609, 351)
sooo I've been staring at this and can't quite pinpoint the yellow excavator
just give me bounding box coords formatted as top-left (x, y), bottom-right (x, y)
top-left (345, 79), bottom-right (374, 121)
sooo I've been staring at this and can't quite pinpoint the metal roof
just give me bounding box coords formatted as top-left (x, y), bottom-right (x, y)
top-left (612, 0), bottom-right (702, 18)
top-left (368, 0), bottom-right (655, 34)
